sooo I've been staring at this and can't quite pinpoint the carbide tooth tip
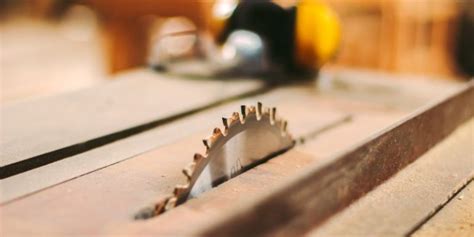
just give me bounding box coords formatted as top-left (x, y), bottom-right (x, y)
top-left (202, 139), bottom-right (210, 149)
top-left (165, 197), bottom-right (178, 210)
top-left (271, 107), bottom-right (277, 120)
top-left (232, 112), bottom-right (240, 118)
top-left (213, 127), bottom-right (223, 136)
top-left (230, 112), bottom-right (241, 125)
top-left (248, 105), bottom-right (256, 113)
top-left (257, 102), bottom-right (263, 119)
top-left (155, 198), bottom-right (169, 214)
top-left (222, 117), bottom-right (229, 128)
top-left (280, 120), bottom-right (288, 135)
top-left (183, 163), bottom-right (195, 179)
top-left (182, 169), bottom-right (192, 180)
top-left (156, 195), bottom-right (174, 214)
top-left (193, 153), bottom-right (204, 162)
top-left (174, 184), bottom-right (189, 194)
top-left (241, 105), bottom-right (247, 119)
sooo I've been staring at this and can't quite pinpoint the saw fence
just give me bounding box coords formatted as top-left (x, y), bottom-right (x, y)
top-left (1, 68), bottom-right (473, 236)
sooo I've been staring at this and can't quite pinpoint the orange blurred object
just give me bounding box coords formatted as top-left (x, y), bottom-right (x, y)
top-left (85, 0), bottom-right (464, 78)
top-left (85, 0), bottom-right (215, 73)
top-left (323, 0), bottom-right (461, 78)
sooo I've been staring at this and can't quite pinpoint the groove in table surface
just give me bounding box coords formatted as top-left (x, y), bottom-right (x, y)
top-left (412, 181), bottom-right (474, 237)
top-left (1, 69), bottom-right (264, 172)
top-left (3, 71), bottom-right (441, 204)
top-left (1, 70), bottom-right (466, 236)
top-left (307, 119), bottom-right (474, 237)
top-left (0, 98), bottom-right (404, 235)
top-left (196, 83), bottom-right (473, 237)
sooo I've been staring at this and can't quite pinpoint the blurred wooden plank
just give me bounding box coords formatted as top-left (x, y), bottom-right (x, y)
top-left (0, 69), bottom-right (264, 178)
top-left (0, 86), bottom-right (349, 203)
top-left (2, 68), bottom-right (449, 203)
top-left (195, 83), bottom-right (473, 237)
top-left (1, 69), bottom-right (466, 236)
top-left (105, 83), bottom-right (473, 236)
top-left (1, 77), bottom-right (430, 235)
top-left (0, 87), bottom-right (351, 235)
top-left (106, 118), bottom-right (474, 237)
top-left (307, 118), bottom-right (474, 237)
top-left (412, 181), bottom-right (474, 237)
top-left (0, 16), bottom-right (106, 104)
top-left (105, 112), bottom-right (402, 236)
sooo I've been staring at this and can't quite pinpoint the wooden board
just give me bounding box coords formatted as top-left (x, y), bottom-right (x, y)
top-left (0, 87), bottom-right (352, 235)
top-left (196, 84), bottom-right (473, 237)
top-left (0, 85), bottom-right (351, 203)
top-left (1, 69), bottom-right (263, 179)
top-left (307, 119), bottom-right (474, 236)
top-left (1, 68), bottom-right (467, 236)
top-left (4, 68), bottom-right (451, 203)
top-left (103, 114), bottom-right (404, 236)
top-left (103, 97), bottom-right (473, 237)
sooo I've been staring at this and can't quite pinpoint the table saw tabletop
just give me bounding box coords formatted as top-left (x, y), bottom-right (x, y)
top-left (1, 68), bottom-right (472, 236)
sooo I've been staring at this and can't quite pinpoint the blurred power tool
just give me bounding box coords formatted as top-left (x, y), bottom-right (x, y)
top-left (151, 0), bottom-right (340, 79)
top-left (455, 0), bottom-right (474, 77)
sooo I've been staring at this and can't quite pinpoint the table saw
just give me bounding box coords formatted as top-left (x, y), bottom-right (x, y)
top-left (1, 68), bottom-right (473, 236)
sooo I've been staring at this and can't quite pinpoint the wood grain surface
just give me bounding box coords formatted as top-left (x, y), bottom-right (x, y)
top-left (197, 83), bottom-right (473, 237)
top-left (0, 85), bottom-right (349, 203)
top-left (307, 118), bottom-right (474, 237)
top-left (412, 181), bottom-right (474, 237)
top-left (0, 87), bottom-right (350, 235)
top-left (1, 69), bottom-right (263, 176)
top-left (0, 69), bottom-right (467, 236)
top-left (103, 114), bottom-right (405, 236)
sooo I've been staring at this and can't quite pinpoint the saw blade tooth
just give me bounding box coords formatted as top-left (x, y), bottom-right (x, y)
top-left (213, 127), bottom-right (224, 138)
top-left (154, 196), bottom-right (172, 215)
top-left (248, 105), bottom-right (256, 113)
top-left (240, 105), bottom-right (247, 123)
top-left (222, 117), bottom-right (229, 133)
top-left (256, 102), bottom-right (263, 120)
top-left (229, 112), bottom-right (241, 126)
top-left (182, 169), bottom-right (191, 180)
top-left (281, 120), bottom-right (288, 135)
top-left (270, 107), bottom-right (277, 124)
top-left (164, 197), bottom-right (178, 211)
top-left (173, 184), bottom-right (189, 196)
top-left (182, 163), bottom-right (195, 181)
top-left (193, 153), bottom-right (205, 162)
top-left (152, 102), bottom-right (295, 216)
top-left (202, 139), bottom-right (210, 150)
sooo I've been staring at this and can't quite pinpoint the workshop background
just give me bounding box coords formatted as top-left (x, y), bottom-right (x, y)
top-left (1, 0), bottom-right (473, 104)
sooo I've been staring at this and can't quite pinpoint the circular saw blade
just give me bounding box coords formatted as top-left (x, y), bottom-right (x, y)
top-left (150, 102), bottom-right (294, 216)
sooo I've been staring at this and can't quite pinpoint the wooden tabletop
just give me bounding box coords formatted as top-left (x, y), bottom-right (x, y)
top-left (1, 68), bottom-right (472, 236)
